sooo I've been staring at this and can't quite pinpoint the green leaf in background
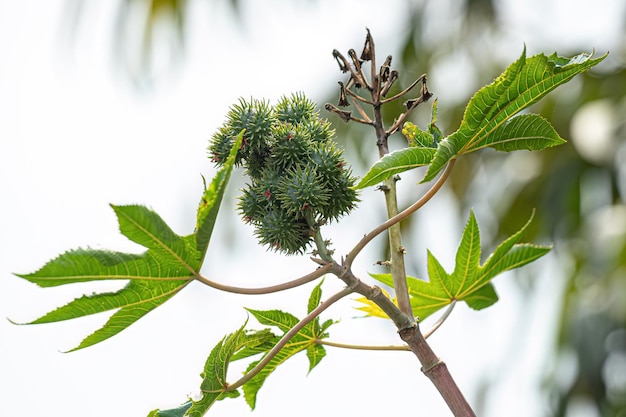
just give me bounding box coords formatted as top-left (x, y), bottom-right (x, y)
top-left (422, 49), bottom-right (607, 182)
top-left (357, 210), bottom-right (551, 320)
top-left (353, 147), bottom-right (436, 189)
top-left (14, 134), bottom-right (243, 351)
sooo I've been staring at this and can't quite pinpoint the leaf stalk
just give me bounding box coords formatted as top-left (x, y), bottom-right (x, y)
top-left (193, 263), bottom-right (332, 295)
top-left (345, 160), bottom-right (455, 270)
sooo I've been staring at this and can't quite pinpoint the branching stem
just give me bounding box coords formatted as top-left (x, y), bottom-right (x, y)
top-left (345, 159), bottom-right (455, 269)
top-left (316, 299), bottom-right (458, 351)
top-left (423, 300), bottom-right (456, 339)
top-left (193, 263), bottom-right (332, 295)
top-left (381, 74), bottom-right (427, 105)
top-left (316, 339), bottom-right (410, 351)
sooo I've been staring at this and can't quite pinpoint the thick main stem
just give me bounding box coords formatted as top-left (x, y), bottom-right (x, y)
top-left (400, 326), bottom-right (476, 417)
top-left (331, 260), bottom-right (475, 415)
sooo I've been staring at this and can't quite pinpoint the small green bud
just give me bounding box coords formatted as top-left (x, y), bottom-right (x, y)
top-left (301, 117), bottom-right (335, 143)
top-left (275, 92), bottom-right (317, 124)
top-left (254, 209), bottom-right (312, 255)
top-left (277, 166), bottom-right (330, 217)
top-left (226, 98), bottom-right (274, 154)
top-left (268, 122), bottom-right (312, 170)
top-left (208, 126), bottom-right (238, 166)
top-left (237, 187), bottom-right (268, 225)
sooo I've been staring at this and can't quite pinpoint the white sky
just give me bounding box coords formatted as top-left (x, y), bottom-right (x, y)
top-left (0, 0), bottom-right (623, 416)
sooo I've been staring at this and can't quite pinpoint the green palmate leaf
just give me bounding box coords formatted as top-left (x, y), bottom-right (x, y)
top-left (354, 147), bottom-right (436, 189)
top-left (15, 136), bottom-right (242, 351)
top-left (37, 277), bottom-right (190, 352)
top-left (361, 210), bottom-right (551, 320)
top-left (242, 280), bottom-right (330, 409)
top-left (16, 206), bottom-right (199, 351)
top-left (147, 402), bottom-right (192, 417)
top-left (152, 282), bottom-right (330, 414)
top-left (422, 49), bottom-right (607, 182)
top-left (113, 204), bottom-right (201, 269)
top-left (241, 309), bottom-right (314, 409)
top-left (151, 329), bottom-right (278, 416)
top-left (183, 323), bottom-right (249, 417)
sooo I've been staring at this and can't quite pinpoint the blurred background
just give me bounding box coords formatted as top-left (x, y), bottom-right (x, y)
top-left (1, 0), bottom-right (625, 416)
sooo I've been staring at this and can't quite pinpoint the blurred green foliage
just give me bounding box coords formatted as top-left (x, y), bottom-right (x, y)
top-left (65, 0), bottom-right (626, 415)
top-left (341, 2), bottom-right (626, 416)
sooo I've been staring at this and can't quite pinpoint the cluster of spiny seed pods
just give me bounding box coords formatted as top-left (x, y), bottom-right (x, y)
top-left (208, 93), bottom-right (359, 254)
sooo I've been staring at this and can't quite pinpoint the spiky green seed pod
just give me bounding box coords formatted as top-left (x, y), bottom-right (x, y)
top-left (237, 187), bottom-right (268, 225)
top-left (252, 167), bottom-right (283, 205)
top-left (209, 93), bottom-right (359, 255)
top-left (208, 126), bottom-right (239, 166)
top-left (243, 147), bottom-right (271, 181)
top-left (268, 123), bottom-right (312, 170)
top-left (309, 142), bottom-right (344, 179)
top-left (254, 209), bottom-right (312, 255)
top-left (275, 92), bottom-right (317, 124)
top-left (322, 171), bottom-right (359, 221)
top-left (301, 117), bottom-right (335, 143)
top-left (226, 98), bottom-right (275, 154)
top-left (277, 165), bottom-right (331, 217)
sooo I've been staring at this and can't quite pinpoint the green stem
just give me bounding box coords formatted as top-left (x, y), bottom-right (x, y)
top-left (193, 263), bottom-right (332, 295)
top-left (328, 261), bottom-right (416, 331)
top-left (345, 160), bottom-right (455, 268)
top-left (316, 300), bottom-right (458, 351)
top-left (307, 213), bottom-right (334, 263)
top-left (382, 175), bottom-right (412, 317)
top-left (368, 43), bottom-right (412, 317)
top-left (316, 339), bottom-right (410, 351)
